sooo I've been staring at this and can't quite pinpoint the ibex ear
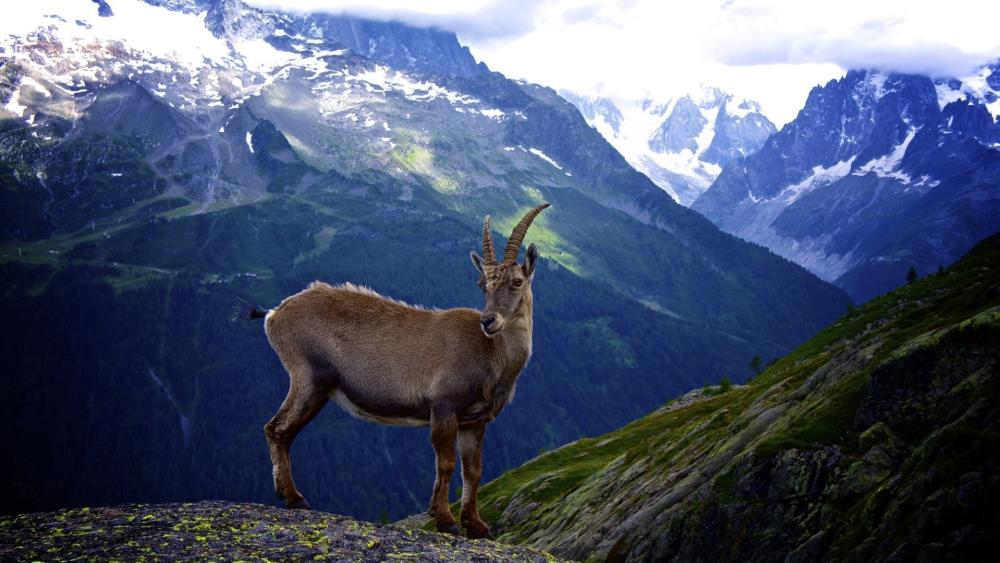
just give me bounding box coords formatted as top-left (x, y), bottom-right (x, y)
top-left (470, 251), bottom-right (487, 274)
top-left (523, 243), bottom-right (539, 277)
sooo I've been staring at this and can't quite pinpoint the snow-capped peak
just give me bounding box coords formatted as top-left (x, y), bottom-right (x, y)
top-left (562, 88), bottom-right (776, 206)
top-left (937, 62), bottom-right (1000, 118)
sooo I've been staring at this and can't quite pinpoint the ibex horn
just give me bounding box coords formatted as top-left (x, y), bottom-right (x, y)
top-left (482, 215), bottom-right (497, 265)
top-left (503, 203), bottom-right (551, 263)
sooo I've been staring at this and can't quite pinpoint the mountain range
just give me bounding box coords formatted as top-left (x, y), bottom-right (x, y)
top-left (0, 0), bottom-right (848, 519)
top-left (693, 65), bottom-right (1000, 301)
top-left (562, 88), bottom-right (776, 206)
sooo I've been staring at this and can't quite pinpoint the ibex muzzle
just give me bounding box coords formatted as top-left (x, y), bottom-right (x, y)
top-left (258, 204), bottom-right (550, 539)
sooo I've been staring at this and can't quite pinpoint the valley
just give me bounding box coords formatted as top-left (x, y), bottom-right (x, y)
top-left (0, 0), bottom-right (847, 521)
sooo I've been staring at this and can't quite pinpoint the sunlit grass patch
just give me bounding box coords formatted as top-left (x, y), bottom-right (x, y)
top-left (102, 265), bottom-right (173, 294)
top-left (294, 226), bottom-right (338, 266)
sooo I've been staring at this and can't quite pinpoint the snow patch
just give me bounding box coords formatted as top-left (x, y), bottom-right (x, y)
top-left (20, 76), bottom-right (52, 98)
top-left (936, 65), bottom-right (1000, 118)
top-left (936, 82), bottom-right (965, 110)
top-left (348, 65), bottom-right (478, 105)
top-left (693, 103), bottom-right (720, 158)
top-left (869, 72), bottom-right (889, 98)
top-left (853, 128), bottom-right (917, 183)
top-left (3, 87), bottom-right (27, 117)
top-left (3, 0), bottom-right (233, 70)
top-left (232, 39), bottom-right (296, 73)
top-left (528, 148), bottom-right (563, 170)
top-left (245, 132), bottom-right (254, 153)
top-left (478, 108), bottom-right (504, 120)
top-left (779, 157), bottom-right (856, 203)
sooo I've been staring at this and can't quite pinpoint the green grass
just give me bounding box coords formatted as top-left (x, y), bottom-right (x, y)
top-left (102, 265), bottom-right (174, 294)
top-left (467, 387), bottom-right (759, 526)
top-left (755, 369), bottom-right (869, 456)
top-left (294, 226), bottom-right (338, 267)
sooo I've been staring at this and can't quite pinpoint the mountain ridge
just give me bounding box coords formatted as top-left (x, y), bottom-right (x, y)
top-left (693, 65), bottom-right (1000, 301)
top-left (562, 88), bottom-right (776, 206)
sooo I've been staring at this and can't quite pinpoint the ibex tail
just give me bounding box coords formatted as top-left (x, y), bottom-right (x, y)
top-left (234, 295), bottom-right (270, 321)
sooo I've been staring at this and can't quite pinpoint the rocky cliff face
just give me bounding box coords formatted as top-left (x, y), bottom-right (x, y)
top-left (464, 232), bottom-right (1000, 561)
top-left (0, 501), bottom-right (561, 561)
top-left (693, 67), bottom-right (1000, 302)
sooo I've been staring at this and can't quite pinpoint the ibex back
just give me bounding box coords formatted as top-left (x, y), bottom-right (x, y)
top-left (257, 204), bottom-right (550, 539)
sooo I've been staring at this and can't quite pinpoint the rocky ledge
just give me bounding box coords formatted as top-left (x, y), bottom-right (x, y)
top-left (0, 501), bottom-right (560, 562)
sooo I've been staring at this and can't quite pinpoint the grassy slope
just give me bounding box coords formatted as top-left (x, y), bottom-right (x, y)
top-left (444, 232), bottom-right (1000, 561)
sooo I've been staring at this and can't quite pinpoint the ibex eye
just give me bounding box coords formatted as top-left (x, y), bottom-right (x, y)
top-left (513, 279), bottom-right (523, 287)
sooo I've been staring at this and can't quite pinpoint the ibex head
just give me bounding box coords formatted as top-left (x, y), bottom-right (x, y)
top-left (470, 203), bottom-right (550, 337)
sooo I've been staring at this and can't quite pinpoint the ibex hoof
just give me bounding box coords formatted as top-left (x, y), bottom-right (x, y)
top-left (466, 525), bottom-right (493, 540)
top-left (287, 498), bottom-right (311, 510)
top-left (437, 522), bottom-right (461, 535)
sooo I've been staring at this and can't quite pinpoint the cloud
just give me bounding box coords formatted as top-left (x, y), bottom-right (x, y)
top-left (709, 0), bottom-right (1000, 78)
top-left (244, 0), bottom-right (1000, 126)
top-left (245, 0), bottom-right (545, 41)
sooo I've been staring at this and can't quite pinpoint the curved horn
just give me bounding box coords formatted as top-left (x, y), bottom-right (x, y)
top-left (503, 203), bottom-right (550, 263)
top-left (482, 215), bottom-right (497, 264)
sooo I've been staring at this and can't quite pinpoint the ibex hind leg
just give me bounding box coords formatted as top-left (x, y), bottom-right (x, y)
top-left (264, 372), bottom-right (330, 510)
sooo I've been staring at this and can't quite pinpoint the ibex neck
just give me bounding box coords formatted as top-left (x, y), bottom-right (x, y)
top-left (493, 309), bottom-right (533, 375)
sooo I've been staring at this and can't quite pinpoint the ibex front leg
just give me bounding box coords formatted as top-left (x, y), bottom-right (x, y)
top-left (458, 423), bottom-right (492, 539)
top-left (428, 409), bottom-right (460, 534)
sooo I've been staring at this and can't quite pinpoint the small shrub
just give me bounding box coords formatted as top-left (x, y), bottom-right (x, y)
top-left (719, 376), bottom-right (733, 394)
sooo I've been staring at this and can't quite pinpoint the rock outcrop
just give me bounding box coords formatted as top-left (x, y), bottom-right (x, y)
top-left (0, 501), bottom-right (560, 562)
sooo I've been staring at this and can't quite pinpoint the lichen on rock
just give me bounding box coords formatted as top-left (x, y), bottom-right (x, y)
top-left (0, 501), bottom-right (563, 562)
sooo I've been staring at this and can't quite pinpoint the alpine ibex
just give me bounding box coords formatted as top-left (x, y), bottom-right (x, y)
top-left (255, 203), bottom-right (550, 538)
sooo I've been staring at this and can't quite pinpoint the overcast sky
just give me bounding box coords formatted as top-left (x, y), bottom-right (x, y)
top-left (249, 0), bottom-right (1000, 126)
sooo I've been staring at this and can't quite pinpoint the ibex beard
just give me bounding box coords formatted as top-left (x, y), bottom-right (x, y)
top-left (258, 203), bottom-right (550, 539)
